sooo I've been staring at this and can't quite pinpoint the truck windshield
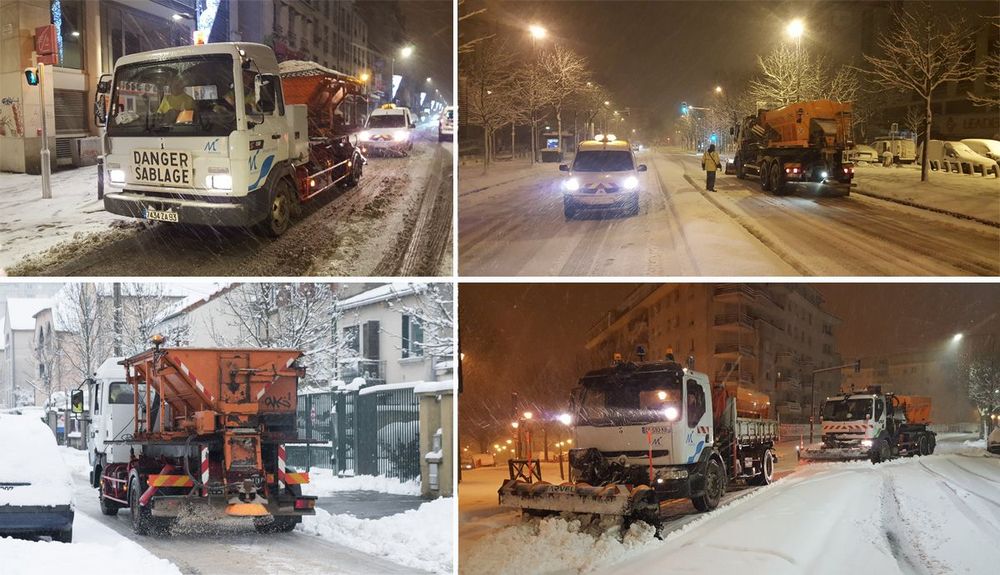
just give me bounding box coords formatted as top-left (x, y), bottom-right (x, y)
top-left (108, 382), bottom-right (146, 404)
top-left (573, 150), bottom-right (634, 172)
top-left (574, 372), bottom-right (682, 425)
top-left (107, 55), bottom-right (236, 137)
top-left (823, 398), bottom-right (873, 421)
top-left (368, 114), bottom-right (407, 128)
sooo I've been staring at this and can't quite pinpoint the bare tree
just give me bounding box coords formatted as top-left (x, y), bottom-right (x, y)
top-left (514, 47), bottom-right (557, 165)
top-left (573, 82), bottom-right (609, 140)
top-left (538, 45), bottom-right (588, 158)
top-left (749, 45), bottom-right (824, 107)
top-left (966, 355), bottom-right (1000, 437)
top-left (822, 65), bottom-right (861, 104)
top-left (463, 36), bottom-right (516, 171)
top-left (969, 16), bottom-right (1000, 109)
top-left (119, 284), bottom-right (187, 355)
top-left (388, 283), bottom-right (454, 360)
top-left (58, 283), bottom-right (112, 380)
top-left (904, 105), bottom-right (924, 141)
top-left (862, 3), bottom-right (978, 181)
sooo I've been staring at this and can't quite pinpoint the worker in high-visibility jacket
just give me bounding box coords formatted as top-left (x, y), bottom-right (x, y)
top-left (156, 78), bottom-right (195, 115)
top-left (702, 144), bottom-right (722, 192)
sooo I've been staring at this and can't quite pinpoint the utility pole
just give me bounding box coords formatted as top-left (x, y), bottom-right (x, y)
top-left (39, 63), bottom-right (51, 199)
top-left (113, 283), bottom-right (123, 356)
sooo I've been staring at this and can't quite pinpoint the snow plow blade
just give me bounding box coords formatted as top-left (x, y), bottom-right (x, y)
top-left (799, 445), bottom-right (870, 462)
top-left (497, 479), bottom-right (659, 518)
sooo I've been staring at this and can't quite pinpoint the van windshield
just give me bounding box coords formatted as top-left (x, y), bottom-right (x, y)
top-left (573, 150), bottom-right (634, 172)
top-left (107, 55), bottom-right (237, 137)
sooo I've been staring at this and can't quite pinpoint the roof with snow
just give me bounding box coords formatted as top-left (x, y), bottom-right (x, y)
top-left (338, 283), bottom-right (425, 311)
top-left (156, 282), bottom-right (234, 324)
top-left (5, 298), bottom-right (53, 331)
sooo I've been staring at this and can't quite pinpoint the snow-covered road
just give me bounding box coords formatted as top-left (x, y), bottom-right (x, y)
top-left (460, 434), bottom-right (1000, 575)
top-left (57, 449), bottom-right (446, 574)
top-left (458, 148), bottom-right (1000, 276)
top-left (1, 124), bottom-right (452, 277)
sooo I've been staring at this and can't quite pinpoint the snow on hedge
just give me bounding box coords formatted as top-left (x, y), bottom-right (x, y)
top-left (1, 514), bottom-right (181, 575)
top-left (299, 497), bottom-right (453, 574)
top-left (302, 467), bottom-right (421, 496)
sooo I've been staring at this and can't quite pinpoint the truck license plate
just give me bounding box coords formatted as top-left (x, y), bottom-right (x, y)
top-left (145, 208), bottom-right (179, 223)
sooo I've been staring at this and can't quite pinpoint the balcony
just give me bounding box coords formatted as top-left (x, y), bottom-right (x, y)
top-left (339, 359), bottom-right (385, 381)
top-left (713, 313), bottom-right (756, 332)
top-left (713, 344), bottom-right (755, 359)
top-left (776, 376), bottom-right (802, 392)
top-left (715, 370), bottom-right (754, 386)
top-left (713, 284), bottom-right (755, 303)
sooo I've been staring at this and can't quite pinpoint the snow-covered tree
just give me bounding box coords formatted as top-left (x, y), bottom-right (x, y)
top-left (904, 105), bottom-right (924, 141)
top-left (513, 47), bottom-right (557, 165)
top-left (58, 283), bottom-right (112, 380)
top-left (538, 45), bottom-right (588, 157)
top-left (749, 44), bottom-right (824, 107)
top-left (862, 3), bottom-right (978, 182)
top-left (388, 283), bottom-right (454, 360)
top-left (573, 81), bottom-right (610, 140)
top-left (968, 16), bottom-right (1000, 109)
top-left (966, 355), bottom-right (1000, 437)
top-left (463, 36), bottom-right (517, 171)
top-left (120, 283), bottom-right (188, 355)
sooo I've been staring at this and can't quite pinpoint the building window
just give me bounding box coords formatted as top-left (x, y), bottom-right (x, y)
top-left (401, 315), bottom-right (424, 358)
top-left (343, 325), bottom-right (360, 354)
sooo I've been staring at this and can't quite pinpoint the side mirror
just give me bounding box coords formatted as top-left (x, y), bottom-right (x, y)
top-left (637, 164), bottom-right (647, 172)
top-left (94, 96), bottom-right (107, 127)
top-left (558, 164), bottom-right (569, 172)
top-left (71, 390), bottom-right (84, 414)
top-left (96, 74), bottom-right (112, 94)
top-left (247, 111), bottom-right (265, 128)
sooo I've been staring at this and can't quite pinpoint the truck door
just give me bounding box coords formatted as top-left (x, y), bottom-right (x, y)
top-left (685, 378), bottom-right (713, 462)
top-left (246, 73), bottom-right (287, 195)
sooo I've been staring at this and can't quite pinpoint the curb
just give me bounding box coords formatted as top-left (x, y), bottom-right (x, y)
top-left (853, 189), bottom-right (1000, 229)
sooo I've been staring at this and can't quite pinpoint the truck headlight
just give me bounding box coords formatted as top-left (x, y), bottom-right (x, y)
top-left (861, 439), bottom-right (873, 447)
top-left (662, 406), bottom-right (679, 421)
top-left (109, 169), bottom-right (125, 184)
top-left (563, 178), bottom-right (580, 191)
top-left (623, 176), bottom-right (638, 190)
top-left (206, 174), bottom-right (232, 190)
top-left (393, 130), bottom-right (409, 141)
top-left (359, 130), bottom-right (371, 141)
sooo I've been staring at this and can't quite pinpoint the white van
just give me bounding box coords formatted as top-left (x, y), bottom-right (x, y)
top-left (872, 137), bottom-right (917, 164)
top-left (920, 139), bottom-right (999, 177)
top-left (359, 105), bottom-right (415, 156)
top-left (961, 138), bottom-right (1000, 163)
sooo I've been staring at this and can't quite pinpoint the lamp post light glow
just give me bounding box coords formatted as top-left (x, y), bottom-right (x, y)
top-left (715, 85), bottom-right (723, 94)
top-left (952, 333), bottom-right (964, 342)
top-left (523, 411), bottom-right (533, 420)
top-left (528, 24), bottom-right (547, 39)
top-left (786, 19), bottom-right (805, 101)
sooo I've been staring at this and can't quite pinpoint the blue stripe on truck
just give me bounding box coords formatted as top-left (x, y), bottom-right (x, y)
top-left (248, 154), bottom-right (275, 192)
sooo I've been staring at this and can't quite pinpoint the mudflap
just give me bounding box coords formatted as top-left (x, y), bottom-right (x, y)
top-left (497, 479), bottom-right (661, 532)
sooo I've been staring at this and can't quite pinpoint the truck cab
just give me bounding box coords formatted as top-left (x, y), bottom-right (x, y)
top-left (86, 357), bottom-right (140, 483)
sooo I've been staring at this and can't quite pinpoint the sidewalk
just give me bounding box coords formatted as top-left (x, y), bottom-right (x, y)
top-left (314, 491), bottom-right (426, 519)
top-left (458, 158), bottom-right (560, 196)
top-left (853, 163), bottom-right (1000, 226)
top-left (0, 166), bottom-right (126, 273)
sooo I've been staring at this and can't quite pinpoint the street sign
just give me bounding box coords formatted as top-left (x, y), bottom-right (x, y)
top-left (34, 24), bottom-right (57, 55)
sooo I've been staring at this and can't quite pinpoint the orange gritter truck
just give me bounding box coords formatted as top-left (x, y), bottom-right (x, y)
top-left (82, 338), bottom-right (318, 535)
top-left (730, 99), bottom-right (855, 196)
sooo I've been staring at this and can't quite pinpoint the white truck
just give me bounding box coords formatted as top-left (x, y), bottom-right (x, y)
top-left (498, 357), bottom-right (779, 529)
top-left (800, 386), bottom-right (936, 464)
top-left (95, 42), bottom-right (367, 236)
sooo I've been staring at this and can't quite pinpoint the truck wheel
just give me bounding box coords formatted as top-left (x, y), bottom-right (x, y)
top-left (736, 159), bottom-right (746, 179)
top-left (129, 477), bottom-right (153, 536)
top-left (258, 179), bottom-right (295, 238)
top-left (917, 435), bottom-right (931, 456)
top-left (750, 449), bottom-right (775, 486)
top-left (692, 459), bottom-right (725, 512)
top-left (770, 164), bottom-right (785, 195)
top-left (99, 483), bottom-right (120, 516)
top-left (254, 515), bottom-right (301, 533)
top-left (760, 162), bottom-right (771, 191)
top-left (345, 156), bottom-right (363, 188)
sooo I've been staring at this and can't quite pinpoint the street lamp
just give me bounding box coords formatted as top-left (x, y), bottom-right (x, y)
top-left (390, 45), bottom-right (415, 103)
top-left (523, 411), bottom-right (533, 420)
top-left (528, 24), bottom-right (547, 40)
top-left (426, 77), bottom-right (432, 83)
top-left (785, 18), bottom-right (805, 102)
top-left (953, 333), bottom-right (964, 342)
top-left (715, 85), bottom-right (723, 94)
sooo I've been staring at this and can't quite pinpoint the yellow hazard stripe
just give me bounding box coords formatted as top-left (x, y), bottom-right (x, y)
top-left (147, 474), bottom-right (195, 487)
top-left (284, 472), bottom-right (309, 485)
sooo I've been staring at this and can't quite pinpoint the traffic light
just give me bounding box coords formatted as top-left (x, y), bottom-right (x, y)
top-left (710, 132), bottom-right (718, 144)
top-left (680, 101), bottom-right (689, 115)
top-left (24, 67), bottom-right (39, 86)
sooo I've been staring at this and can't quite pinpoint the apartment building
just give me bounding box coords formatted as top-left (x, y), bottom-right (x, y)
top-left (586, 284), bottom-right (843, 422)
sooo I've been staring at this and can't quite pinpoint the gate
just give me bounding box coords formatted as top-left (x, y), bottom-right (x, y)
top-left (355, 386), bottom-right (421, 481)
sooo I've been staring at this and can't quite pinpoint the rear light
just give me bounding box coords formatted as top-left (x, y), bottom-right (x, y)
top-left (294, 498), bottom-right (315, 510)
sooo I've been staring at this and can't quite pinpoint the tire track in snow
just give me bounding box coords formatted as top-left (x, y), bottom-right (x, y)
top-left (879, 472), bottom-right (935, 575)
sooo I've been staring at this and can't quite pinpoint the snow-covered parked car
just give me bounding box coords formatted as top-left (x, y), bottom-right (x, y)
top-left (961, 138), bottom-right (1000, 163)
top-left (872, 137), bottom-right (916, 164)
top-left (559, 135), bottom-right (646, 218)
top-left (0, 414), bottom-right (75, 542)
top-left (989, 426), bottom-right (1000, 455)
top-left (847, 144), bottom-right (878, 164)
top-left (438, 106), bottom-right (455, 142)
top-left (920, 140), bottom-right (999, 177)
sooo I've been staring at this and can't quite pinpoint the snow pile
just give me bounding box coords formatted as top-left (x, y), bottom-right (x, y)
top-left (299, 497), bottom-right (453, 574)
top-left (0, 414), bottom-right (73, 506)
top-left (963, 438), bottom-right (987, 449)
top-left (0, 514), bottom-right (181, 575)
top-left (58, 445), bottom-right (92, 479)
top-left (302, 467), bottom-right (422, 496)
top-left (461, 514), bottom-right (658, 574)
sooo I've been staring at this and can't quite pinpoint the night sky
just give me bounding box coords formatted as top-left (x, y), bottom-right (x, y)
top-left (459, 283), bottom-right (1000, 414)
top-left (399, 0), bottom-right (454, 103)
top-left (476, 0), bottom-right (997, 132)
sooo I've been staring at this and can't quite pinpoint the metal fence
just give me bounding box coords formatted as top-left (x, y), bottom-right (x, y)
top-left (288, 385), bottom-right (421, 482)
